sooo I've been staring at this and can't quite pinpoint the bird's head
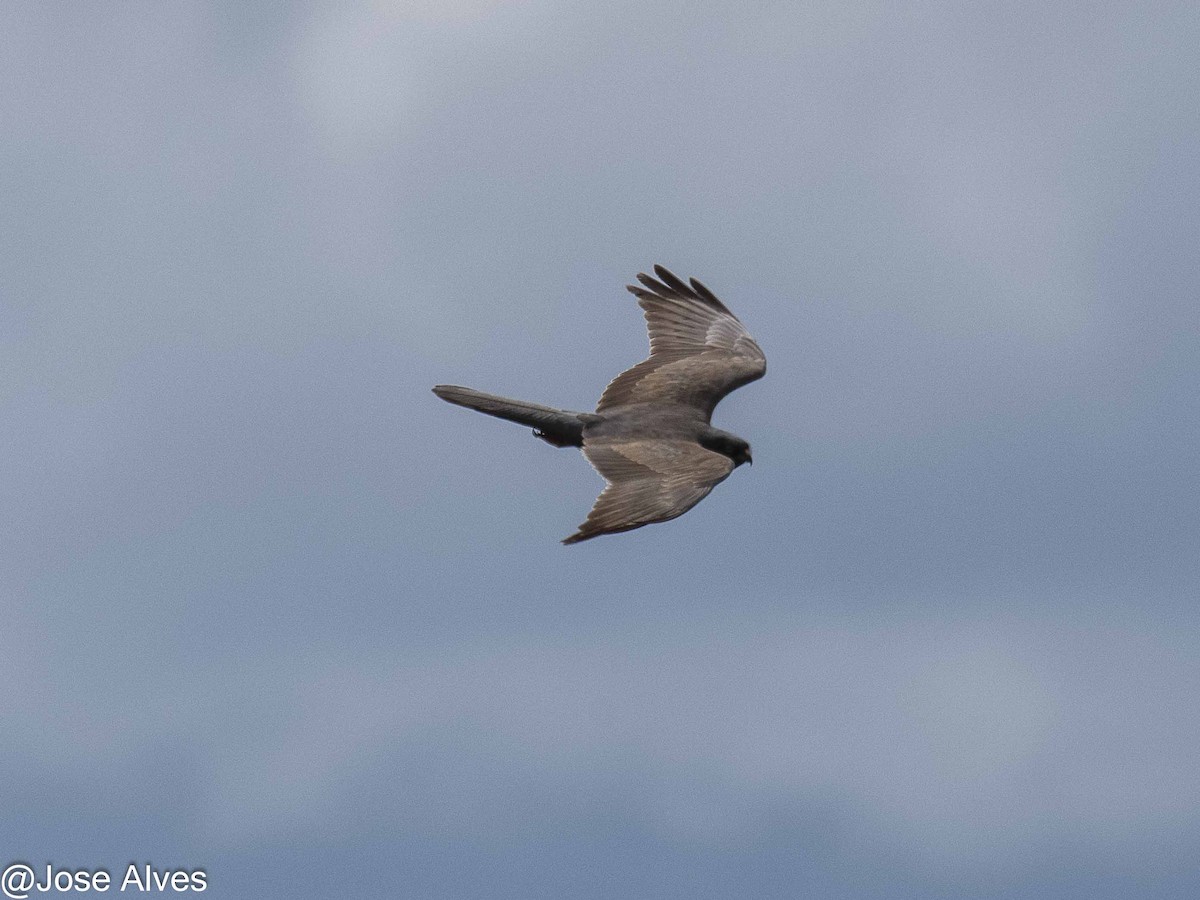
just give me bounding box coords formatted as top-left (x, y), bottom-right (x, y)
top-left (700, 428), bottom-right (753, 468)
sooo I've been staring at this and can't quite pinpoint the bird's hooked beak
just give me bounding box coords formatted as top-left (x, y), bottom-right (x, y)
top-left (743, 449), bottom-right (753, 466)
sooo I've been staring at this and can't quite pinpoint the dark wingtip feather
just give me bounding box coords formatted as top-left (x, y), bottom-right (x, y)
top-left (688, 277), bottom-right (721, 306)
top-left (636, 271), bottom-right (668, 295)
top-left (644, 265), bottom-right (729, 311)
top-left (653, 265), bottom-right (693, 298)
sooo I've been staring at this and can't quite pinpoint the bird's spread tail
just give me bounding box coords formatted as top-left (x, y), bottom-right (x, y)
top-left (432, 385), bottom-right (587, 448)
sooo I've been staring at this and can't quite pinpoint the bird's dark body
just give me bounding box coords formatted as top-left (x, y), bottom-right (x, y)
top-left (433, 266), bottom-right (765, 543)
top-left (586, 405), bottom-right (700, 441)
top-left (586, 407), bottom-right (750, 462)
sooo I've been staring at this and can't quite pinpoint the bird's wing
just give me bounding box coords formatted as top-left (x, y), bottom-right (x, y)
top-left (562, 438), bottom-right (734, 544)
top-left (596, 265), bottom-right (766, 419)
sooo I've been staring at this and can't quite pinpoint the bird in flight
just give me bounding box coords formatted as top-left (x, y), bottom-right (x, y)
top-left (433, 265), bottom-right (766, 543)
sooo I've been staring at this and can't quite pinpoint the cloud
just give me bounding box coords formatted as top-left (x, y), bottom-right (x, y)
top-left (289, 0), bottom-right (572, 149)
top-left (9, 606), bottom-right (1197, 878)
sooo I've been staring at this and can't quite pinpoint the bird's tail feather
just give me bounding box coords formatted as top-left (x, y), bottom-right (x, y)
top-left (432, 385), bottom-right (587, 448)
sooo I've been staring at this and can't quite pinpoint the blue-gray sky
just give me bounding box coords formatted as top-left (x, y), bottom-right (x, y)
top-left (3, 2), bottom-right (1199, 898)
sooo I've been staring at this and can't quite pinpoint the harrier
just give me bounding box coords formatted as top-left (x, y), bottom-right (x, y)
top-left (433, 265), bottom-right (766, 543)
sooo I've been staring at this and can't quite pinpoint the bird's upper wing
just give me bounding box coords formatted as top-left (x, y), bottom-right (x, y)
top-left (562, 438), bottom-right (734, 544)
top-left (596, 265), bottom-right (766, 419)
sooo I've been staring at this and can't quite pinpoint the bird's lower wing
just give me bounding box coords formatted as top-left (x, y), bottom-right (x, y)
top-left (562, 439), bottom-right (734, 544)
